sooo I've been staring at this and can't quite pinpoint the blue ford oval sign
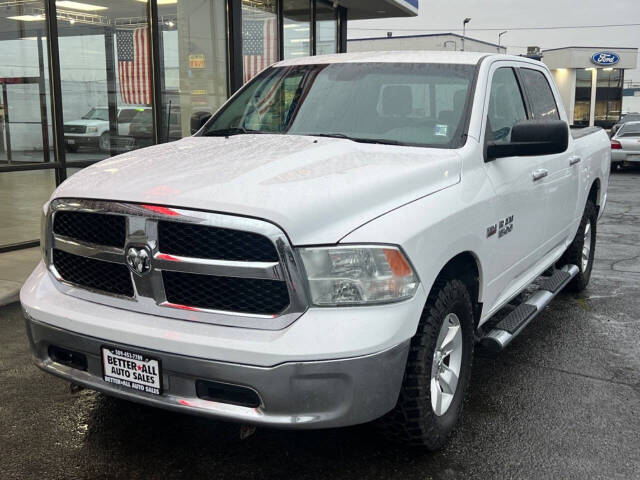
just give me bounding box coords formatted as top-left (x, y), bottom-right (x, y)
top-left (591, 51), bottom-right (619, 66)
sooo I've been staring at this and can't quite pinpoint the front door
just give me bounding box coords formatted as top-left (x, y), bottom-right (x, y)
top-left (481, 65), bottom-right (550, 309)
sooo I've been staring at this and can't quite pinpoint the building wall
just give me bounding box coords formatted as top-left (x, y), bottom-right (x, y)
top-left (348, 34), bottom-right (506, 54)
top-left (550, 68), bottom-right (576, 124)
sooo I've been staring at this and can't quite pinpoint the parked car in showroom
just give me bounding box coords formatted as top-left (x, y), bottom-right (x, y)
top-left (126, 107), bottom-right (182, 149)
top-left (611, 120), bottom-right (640, 169)
top-left (23, 51), bottom-right (610, 450)
top-left (63, 106), bottom-right (149, 153)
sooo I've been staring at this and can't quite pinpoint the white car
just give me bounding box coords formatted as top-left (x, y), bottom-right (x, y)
top-left (22, 51), bottom-right (610, 450)
top-left (611, 120), bottom-right (640, 168)
top-left (63, 106), bottom-right (149, 153)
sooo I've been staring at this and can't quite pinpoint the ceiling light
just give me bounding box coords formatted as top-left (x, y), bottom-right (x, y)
top-left (56, 1), bottom-right (108, 11)
top-left (7, 14), bottom-right (45, 21)
top-left (135, 0), bottom-right (178, 5)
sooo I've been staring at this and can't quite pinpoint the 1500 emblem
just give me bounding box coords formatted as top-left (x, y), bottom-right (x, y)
top-left (126, 246), bottom-right (151, 275)
top-left (487, 215), bottom-right (514, 239)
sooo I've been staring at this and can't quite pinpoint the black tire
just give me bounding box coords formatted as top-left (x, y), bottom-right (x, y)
top-left (378, 278), bottom-right (474, 450)
top-left (65, 144), bottom-right (78, 153)
top-left (560, 200), bottom-right (597, 292)
top-left (99, 132), bottom-right (111, 153)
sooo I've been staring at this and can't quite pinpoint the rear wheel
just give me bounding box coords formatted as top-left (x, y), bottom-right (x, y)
top-left (378, 278), bottom-right (474, 450)
top-left (560, 200), bottom-right (597, 292)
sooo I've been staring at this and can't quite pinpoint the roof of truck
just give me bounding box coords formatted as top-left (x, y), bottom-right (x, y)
top-left (276, 51), bottom-right (501, 67)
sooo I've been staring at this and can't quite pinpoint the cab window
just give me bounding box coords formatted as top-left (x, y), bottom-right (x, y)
top-left (519, 68), bottom-right (560, 120)
top-left (486, 67), bottom-right (527, 143)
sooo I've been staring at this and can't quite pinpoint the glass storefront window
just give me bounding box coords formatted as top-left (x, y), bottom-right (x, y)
top-left (0, 170), bottom-right (55, 245)
top-left (242, 0), bottom-right (277, 84)
top-left (157, 0), bottom-right (228, 141)
top-left (56, 0), bottom-right (153, 165)
top-left (0, 2), bottom-right (52, 166)
top-left (574, 69), bottom-right (593, 127)
top-left (315, 1), bottom-right (337, 55)
top-left (283, 0), bottom-right (310, 59)
top-left (594, 68), bottom-right (623, 129)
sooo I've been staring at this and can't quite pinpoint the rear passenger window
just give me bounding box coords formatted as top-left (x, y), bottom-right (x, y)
top-left (487, 68), bottom-right (527, 143)
top-left (519, 69), bottom-right (560, 120)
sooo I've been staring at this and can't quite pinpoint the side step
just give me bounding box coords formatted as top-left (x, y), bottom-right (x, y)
top-left (479, 264), bottom-right (579, 354)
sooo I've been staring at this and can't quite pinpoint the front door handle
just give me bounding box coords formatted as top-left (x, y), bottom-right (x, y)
top-left (532, 168), bottom-right (549, 181)
top-left (569, 155), bottom-right (582, 166)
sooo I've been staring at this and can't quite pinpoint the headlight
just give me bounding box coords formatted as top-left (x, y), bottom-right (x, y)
top-left (298, 245), bottom-right (419, 306)
top-left (86, 126), bottom-right (98, 133)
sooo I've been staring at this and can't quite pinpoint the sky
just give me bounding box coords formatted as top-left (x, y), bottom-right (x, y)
top-left (348, 0), bottom-right (640, 84)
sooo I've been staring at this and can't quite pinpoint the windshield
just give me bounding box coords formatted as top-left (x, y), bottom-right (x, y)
top-left (81, 108), bottom-right (109, 121)
top-left (618, 123), bottom-right (640, 137)
top-left (203, 63), bottom-right (476, 148)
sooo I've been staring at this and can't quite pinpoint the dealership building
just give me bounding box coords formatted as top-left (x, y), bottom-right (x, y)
top-left (542, 46), bottom-right (639, 128)
top-left (0, 0), bottom-right (418, 252)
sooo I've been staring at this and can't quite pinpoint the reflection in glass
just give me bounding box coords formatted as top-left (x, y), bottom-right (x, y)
top-left (0, 170), bottom-right (55, 245)
top-left (157, 0), bottom-right (228, 141)
top-left (242, 0), bottom-right (278, 84)
top-left (315, 2), bottom-right (337, 55)
top-left (57, 1), bottom-right (153, 163)
top-left (574, 69), bottom-right (593, 127)
top-left (595, 68), bottom-right (623, 129)
top-left (0, 1), bottom-right (52, 166)
top-left (283, 0), bottom-right (310, 59)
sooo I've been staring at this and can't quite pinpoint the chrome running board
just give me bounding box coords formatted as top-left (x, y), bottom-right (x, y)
top-left (480, 264), bottom-right (579, 354)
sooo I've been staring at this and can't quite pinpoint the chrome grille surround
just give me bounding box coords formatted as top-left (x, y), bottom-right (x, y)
top-left (44, 198), bottom-right (309, 330)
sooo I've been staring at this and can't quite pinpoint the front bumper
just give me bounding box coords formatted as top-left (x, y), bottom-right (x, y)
top-left (25, 314), bottom-right (409, 429)
top-left (64, 134), bottom-right (100, 147)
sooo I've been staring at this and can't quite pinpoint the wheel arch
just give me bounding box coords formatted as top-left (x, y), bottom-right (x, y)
top-left (588, 177), bottom-right (601, 213)
top-left (428, 251), bottom-right (483, 328)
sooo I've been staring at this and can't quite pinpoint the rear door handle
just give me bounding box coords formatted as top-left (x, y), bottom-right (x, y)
top-left (569, 155), bottom-right (582, 166)
top-left (532, 168), bottom-right (548, 181)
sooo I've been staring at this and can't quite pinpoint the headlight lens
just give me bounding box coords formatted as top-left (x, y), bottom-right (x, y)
top-left (298, 245), bottom-right (419, 306)
top-left (86, 126), bottom-right (98, 133)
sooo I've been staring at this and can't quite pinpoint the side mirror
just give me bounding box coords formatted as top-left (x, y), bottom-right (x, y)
top-left (486, 120), bottom-right (569, 160)
top-left (190, 111), bottom-right (212, 135)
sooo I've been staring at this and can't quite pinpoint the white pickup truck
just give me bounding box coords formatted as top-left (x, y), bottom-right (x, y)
top-left (22, 52), bottom-right (610, 450)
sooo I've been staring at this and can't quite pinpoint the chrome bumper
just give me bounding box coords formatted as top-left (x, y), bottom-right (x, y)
top-left (25, 314), bottom-right (409, 429)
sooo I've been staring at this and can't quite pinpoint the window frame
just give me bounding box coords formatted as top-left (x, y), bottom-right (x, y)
top-left (482, 65), bottom-right (531, 162)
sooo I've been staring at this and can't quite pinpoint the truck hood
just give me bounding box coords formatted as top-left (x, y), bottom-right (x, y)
top-left (64, 119), bottom-right (107, 127)
top-left (53, 135), bottom-right (461, 244)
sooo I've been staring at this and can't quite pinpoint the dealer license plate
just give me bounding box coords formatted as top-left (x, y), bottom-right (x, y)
top-left (101, 347), bottom-right (162, 395)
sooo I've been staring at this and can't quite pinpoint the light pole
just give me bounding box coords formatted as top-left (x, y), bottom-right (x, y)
top-left (461, 18), bottom-right (471, 51)
top-left (498, 31), bottom-right (507, 52)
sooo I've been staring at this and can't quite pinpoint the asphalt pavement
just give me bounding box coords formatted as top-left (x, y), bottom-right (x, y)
top-left (1, 170), bottom-right (639, 480)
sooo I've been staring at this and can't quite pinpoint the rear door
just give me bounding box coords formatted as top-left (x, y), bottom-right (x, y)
top-left (518, 67), bottom-right (579, 243)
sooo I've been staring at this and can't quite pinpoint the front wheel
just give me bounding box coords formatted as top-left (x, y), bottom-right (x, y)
top-left (99, 132), bottom-right (111, 152)
top-left (560, 200), bottom-right (597, 292)
top-left (378, 278), bottom-right (474, 450)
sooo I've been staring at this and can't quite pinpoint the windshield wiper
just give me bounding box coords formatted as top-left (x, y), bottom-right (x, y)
top-left (204, 127), bottom-right (267, 137)
top-left (307, 133), bottom-right (403, 146)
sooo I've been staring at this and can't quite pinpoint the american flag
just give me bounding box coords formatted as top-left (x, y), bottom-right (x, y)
top-left (116, 27), bottom-right (151, 105)
top-left (243, 18), bottom-right (277, 83)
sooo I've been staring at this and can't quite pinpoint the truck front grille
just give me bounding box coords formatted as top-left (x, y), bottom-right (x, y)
top-left (158, 221), bottom-right (279, 262)
top-left (53, 211), bottom-right (126, 248)
top-left (163, 271), bottom-right (290, 315)
top-left (44, 200), bottom-right (307, 329)
top-left (52, 249), bottom-right (134, 297)
top-left (64, 125), bottom-right (86, 134)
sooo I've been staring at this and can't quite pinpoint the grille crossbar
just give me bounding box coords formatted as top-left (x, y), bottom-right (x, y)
top-left (46, 200), bottom-right (307, 329)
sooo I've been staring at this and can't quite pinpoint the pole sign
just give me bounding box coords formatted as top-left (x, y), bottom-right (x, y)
top-left (591, 51), bottom-right (619, 66)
